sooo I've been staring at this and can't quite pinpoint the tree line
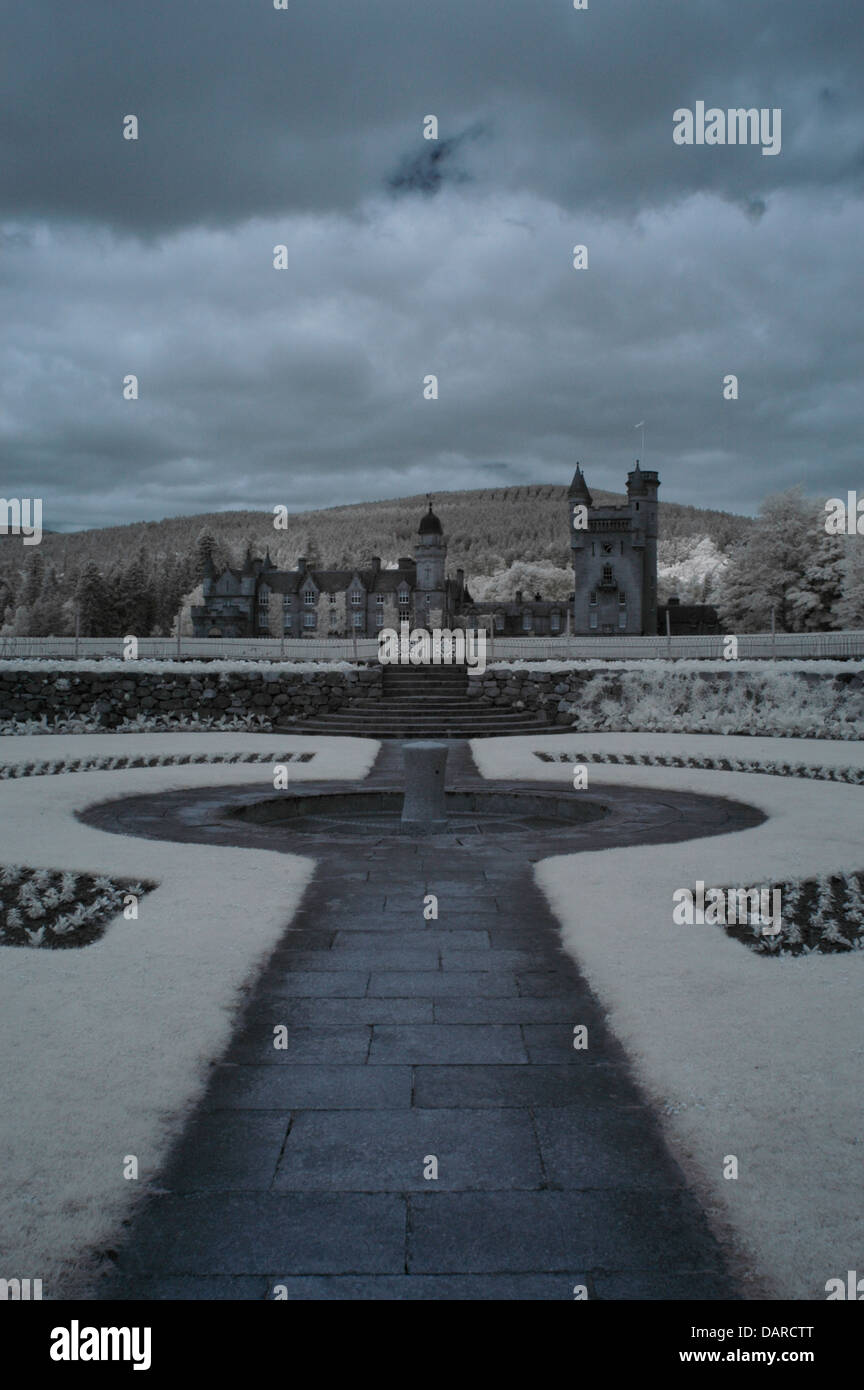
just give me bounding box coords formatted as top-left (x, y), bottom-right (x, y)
top-left (1, 484), bottom-right (859, 636)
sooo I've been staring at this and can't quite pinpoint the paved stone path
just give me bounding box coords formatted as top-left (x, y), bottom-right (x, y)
top-left (89, 742), bottom-right (760, 1300)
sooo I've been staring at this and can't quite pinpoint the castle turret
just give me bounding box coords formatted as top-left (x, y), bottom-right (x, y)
top-left (568, 462), bottom-right (593, 507)
top-left (627, 461), bottom-right (660, 635)
top-left (414, 498), bottom-right (447, 627)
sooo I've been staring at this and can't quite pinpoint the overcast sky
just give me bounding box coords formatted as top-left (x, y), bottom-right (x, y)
top-left (1, 0), bottom-right (862, 531)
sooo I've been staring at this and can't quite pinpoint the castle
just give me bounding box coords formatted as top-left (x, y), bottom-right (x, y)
top-left (191, 464), bottom-right (666, 639)
top-left (567, 461), bottom-right (659, 635)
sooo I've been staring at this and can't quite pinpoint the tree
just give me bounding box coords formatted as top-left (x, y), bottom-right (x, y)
top-left (195, 530), bottom-right (218, 578)
top-left (114, 546), bottom-right (154, 636)
top-left (76, 562), bottom-right (112, 636)
top-left (716, 488), bottom-right (842, 632)
top-left (153, 555), bottom-right (189, 636)
top-left (21, 550), bottom-right (45, 608)
top-left (29, 566), bottom-right (67, 636)
top-left (837, 538), bottom-right (864, 628)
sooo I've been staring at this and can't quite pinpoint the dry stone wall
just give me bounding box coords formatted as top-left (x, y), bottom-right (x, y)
top-left (0, 666), bottom-right (382, 728)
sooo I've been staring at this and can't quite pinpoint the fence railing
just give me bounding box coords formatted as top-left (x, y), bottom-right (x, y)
top-left (0, 636), bottom-right (381, 662)
top-left (487, 631), bottom-right (864, 661)
top-left (1, 632), bottom-right (863, 663)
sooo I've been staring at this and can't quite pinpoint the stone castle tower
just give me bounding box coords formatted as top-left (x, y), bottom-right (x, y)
top-left (568, 461), bottom-right (659, 635)
top-left (414, 497), bottom-right (448, 627)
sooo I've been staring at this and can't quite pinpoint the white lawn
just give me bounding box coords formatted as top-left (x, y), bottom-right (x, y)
top-left (471, 732), bottom-right (864, 1301)
top-left (0, 733), bottom-right (377, 1297)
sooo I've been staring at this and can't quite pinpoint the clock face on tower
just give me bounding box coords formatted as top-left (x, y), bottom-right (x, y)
top-left (601, 542), bottom-right (614, 555)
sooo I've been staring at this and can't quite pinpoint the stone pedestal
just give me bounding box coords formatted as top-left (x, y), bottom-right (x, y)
top-left (400, 741), bottom-right (449, 832)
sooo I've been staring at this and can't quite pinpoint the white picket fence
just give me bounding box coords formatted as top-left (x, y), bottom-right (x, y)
top-left (1, 632), bottom-right (863, 663)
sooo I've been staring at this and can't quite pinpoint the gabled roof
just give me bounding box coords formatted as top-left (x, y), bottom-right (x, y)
top-left (213, 557), bottom-right (419, 598)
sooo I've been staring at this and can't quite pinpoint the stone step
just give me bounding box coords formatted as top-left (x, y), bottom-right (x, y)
top-left (291, 710), bottom-right (546, 727)
top-left (382, 672), bottom-right (468, 684)
top-left (282, 722), bottom-right (558, 738)
top-left (381, 681), bottom-right (469, 694)
top-left (279, 710), bottom-right (554, 729)
top-left (350, 698), bottom-right (496, 710)
top-left (366, 691), bottom-right (482, 699)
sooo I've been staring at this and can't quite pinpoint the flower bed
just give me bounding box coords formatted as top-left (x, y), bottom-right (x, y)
top-left (0, 865), bottom-right (155, 949)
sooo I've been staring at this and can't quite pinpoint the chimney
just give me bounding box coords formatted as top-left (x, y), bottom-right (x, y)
top-left (370, 556), bottom-right (381, 572)
top-left (515, 590), bottom-right (523, 603)
top-left (456, 567), bottom-right (464, 586)
top-left (297, 556), bottom-right (307, 573)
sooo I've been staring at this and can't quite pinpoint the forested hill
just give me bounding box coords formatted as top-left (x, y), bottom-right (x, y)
top-left (6, 485), bottom-right (751, 582)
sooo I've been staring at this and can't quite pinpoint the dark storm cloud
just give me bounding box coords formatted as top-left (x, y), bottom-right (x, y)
top-left (1, 0), bottom-right (862, 530)
top-left (4, 0), bottom-right (863, 232)
top-left (388, 126), bottom-right (484, 197)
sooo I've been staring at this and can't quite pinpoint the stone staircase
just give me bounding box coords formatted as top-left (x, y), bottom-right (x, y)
top-left (278, 665), bottom-right (557, 739)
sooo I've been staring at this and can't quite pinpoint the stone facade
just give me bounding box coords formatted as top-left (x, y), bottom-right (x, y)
top-left (462, 462), bottom-right (662, 637)
top-left (191, 469), bottom-right (672, 640)
top-left (192, 502), bottom-right (468, 639)
top-left (568, 462), bottom-right (659, 636)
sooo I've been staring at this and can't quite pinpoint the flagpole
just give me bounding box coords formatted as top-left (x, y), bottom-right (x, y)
top-left (635, 421), bottom-right (645, 462)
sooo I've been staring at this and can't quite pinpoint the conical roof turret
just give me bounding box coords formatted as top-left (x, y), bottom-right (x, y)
top-left (567, 462), bottom-right (593, 506)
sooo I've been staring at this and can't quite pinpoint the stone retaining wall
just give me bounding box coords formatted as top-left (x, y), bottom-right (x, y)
top-left (1, 662), bottom-right (862, 738)
top-left (0, 666), bottom-right (381, 728)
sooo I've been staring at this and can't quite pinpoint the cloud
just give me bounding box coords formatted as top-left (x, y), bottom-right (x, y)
top-left (0, 1), bottom-right (862, 529)
top-left (388, 125), bottom-right (485, 197)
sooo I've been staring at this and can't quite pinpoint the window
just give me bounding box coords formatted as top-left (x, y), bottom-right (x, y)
top-left (589, 612), bottom-right (598, 630)
top-left (375, 593), bottom-right (385, 605)
top-left (283, 614), bottom-right (293, 631)
top-left (618, 610), bottom-right (627, 629)
top-left (589, 590), bottom-right (597, 606)
top-left (635, 501), bottom-right (640, 511)
top-left (375, 612), bottom-right (385, 628)
top-left (303, 589), bottom-right (315, 606)
top-left (329, 592), bottom-right (337, 604)
top-left (602, 564), bottom-right (613, 586)
top-left (550, 612), bottom-right (561, 632)
top-left (353, 612), bottom-right (364, 629)
top-left (398, 591), bottom-right (410, 606)
top-left (351, 590), bottom-right (363, 606)
top-left (494, 614), bottom-right (505, 632)
top-left (522, 613), bottom-right (532, 631)
top-left (303, 612), bottom-right (315, 629)
top-left (619, 591), bottom-right (627, 605)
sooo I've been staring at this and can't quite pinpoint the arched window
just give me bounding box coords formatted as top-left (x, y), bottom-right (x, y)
top-left (602, 564), bottom-right (613, 586)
